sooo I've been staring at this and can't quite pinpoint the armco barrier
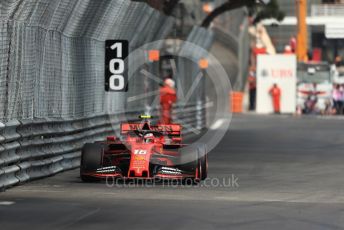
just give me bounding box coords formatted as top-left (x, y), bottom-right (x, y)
top-left (0, 114), bottom-right (116, 190)
top-left (0, 105), bottom-right (206, 191)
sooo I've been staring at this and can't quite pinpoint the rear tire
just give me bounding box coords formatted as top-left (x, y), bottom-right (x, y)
top-left (197, 144), bottom-right (208, 181)
top-left (179, 144), bottom-right (208, 182)
top-left (80, 143), bottom-right (104, 182)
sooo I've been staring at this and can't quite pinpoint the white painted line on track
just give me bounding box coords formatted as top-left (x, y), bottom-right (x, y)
top-left (0, 201), bottom-right (15, 206)
top-left (210, 119), bottom-right (225, 130)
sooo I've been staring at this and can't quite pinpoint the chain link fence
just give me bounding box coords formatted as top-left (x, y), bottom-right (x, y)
top-left (0, 0), bottom-right (173, 122)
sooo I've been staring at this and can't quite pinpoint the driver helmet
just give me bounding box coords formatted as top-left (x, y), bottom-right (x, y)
top-left (143, 133), bottom-right (154, 143)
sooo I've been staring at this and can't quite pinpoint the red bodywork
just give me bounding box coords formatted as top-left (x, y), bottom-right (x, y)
top-left (81, 121), bottom-right (199, 181)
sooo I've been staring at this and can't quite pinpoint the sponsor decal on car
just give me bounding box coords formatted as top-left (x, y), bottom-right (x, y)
top-left (134, 156), bottom-right (145, 161)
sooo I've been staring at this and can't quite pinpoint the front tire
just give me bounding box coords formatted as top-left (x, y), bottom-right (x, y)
top-left (80, 143), bottom-right (104, 182)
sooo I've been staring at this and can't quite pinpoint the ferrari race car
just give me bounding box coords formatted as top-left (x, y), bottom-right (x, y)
top-left (80, 115), bottom-right (208, 183)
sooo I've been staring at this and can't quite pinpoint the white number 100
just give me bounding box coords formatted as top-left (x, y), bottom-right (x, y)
top-left (109, 42), bottom-right (125, 90)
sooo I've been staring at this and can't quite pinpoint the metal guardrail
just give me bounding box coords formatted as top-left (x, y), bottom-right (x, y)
top-left (0, 104), bottom-right (206, 191)
top-left (0, 115), bottom-right (116, 190)
top-left (311, 4), bottom-right (344, 17)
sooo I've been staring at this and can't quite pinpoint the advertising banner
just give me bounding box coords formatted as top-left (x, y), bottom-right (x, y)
top-left (256, 55), bottom-right (297, 114)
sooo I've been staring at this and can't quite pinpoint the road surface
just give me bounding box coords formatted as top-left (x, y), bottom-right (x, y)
top-left (1, 114), bottom-right (344, 230)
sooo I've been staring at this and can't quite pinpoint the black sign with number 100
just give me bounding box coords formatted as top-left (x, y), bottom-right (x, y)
top-left (105, 40), bottom-right (128, 92)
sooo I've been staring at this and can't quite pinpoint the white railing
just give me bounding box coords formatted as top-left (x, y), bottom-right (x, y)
top-left (312, 4), bottom-right (344, 17)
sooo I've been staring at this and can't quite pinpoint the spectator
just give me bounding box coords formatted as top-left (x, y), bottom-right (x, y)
top-left (289, 35), bottom-right (296, 53)
top-left (332, 84), bottom-right (343, 115)
top-left (303, 83), bottom-right (319, 114)
top-left (304, 96), bottom-right (315, 114)
top-left (340, 84), bottom-right (344, 115)
top-left (283, 45), bottom-right (294, 55)
top-left (248, 67), bottom-right (256, 111)
top-left (323, 99), bottom-right (334, 116)
top-left (335, 56), bottom-right (344, 67)
top-left (335, 56), bottom-right (344, 76)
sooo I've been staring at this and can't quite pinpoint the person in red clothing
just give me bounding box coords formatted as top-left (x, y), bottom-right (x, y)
top-left (160, 78), bottom-right (177, 124)
top-left (269, 84), bottom-right (281, 114)
top-left (289, 35), bottom-right (297, 53)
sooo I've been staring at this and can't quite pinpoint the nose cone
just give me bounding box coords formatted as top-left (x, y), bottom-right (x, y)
top-left (128, 145), bottom-right (153, 177)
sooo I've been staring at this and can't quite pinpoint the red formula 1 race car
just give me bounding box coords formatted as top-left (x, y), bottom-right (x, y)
top-left (80, 115), bottom-right (208, 183)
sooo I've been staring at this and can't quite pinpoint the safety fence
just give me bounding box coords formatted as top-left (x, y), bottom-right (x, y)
top-left (178, 26), bottom-right (214, 104)
top-left (0, 0), bottom-right (173, 121)
top-left (177, 26), bottom-right (214, 129)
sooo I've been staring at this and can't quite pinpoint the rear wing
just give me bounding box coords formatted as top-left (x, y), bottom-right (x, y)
top-left (121, 123), bottom-right (181, 136)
